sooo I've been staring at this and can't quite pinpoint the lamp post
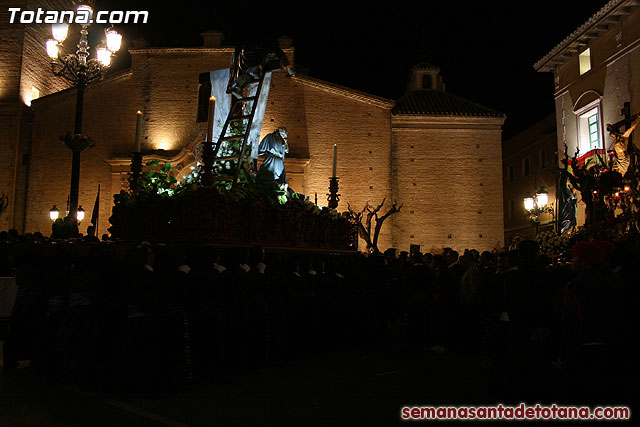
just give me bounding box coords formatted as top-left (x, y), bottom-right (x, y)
top-left (524, 186), bottom-right (554, 235)
top-left (45, 4), bottom-right (122, 234)
top-left (49, 205), bottom-right (59, 221)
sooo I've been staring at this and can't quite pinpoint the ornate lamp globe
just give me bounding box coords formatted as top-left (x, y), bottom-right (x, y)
top-left (96, 46), bottom-right (112, 66)
top-left (535, 187), bottom-right (549, 207)
top-left (49, 205), bottom-right (60, 221)
top-left (46, 39), bottom-right (59, 58)
top-left (524, 193), bottom-right (535, 211)
top-left (76, 205), bottom-right (85, 222)
top-left (105, 27), bottom-right (122, 53)
top-left (76, 3), bottom-right (93, 15)
top-left (51, 23), bottom-right (68, 43)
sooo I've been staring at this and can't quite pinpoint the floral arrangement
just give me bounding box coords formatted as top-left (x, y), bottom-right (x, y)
top-left (59, 131), bottom-right (95, 151)
top-left (535, 230), bottom-right (571, 256)
top-left (110, 161), bottom-right (356, 249)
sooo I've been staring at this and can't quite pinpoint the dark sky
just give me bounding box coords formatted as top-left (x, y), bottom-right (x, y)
top-left (99, 0), bottom-right (609, 140)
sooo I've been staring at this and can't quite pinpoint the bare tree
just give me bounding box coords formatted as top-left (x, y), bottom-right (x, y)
top-left (347, 197), bottom-right (402, 253)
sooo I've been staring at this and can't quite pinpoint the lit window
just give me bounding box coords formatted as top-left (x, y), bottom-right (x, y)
top-left (577, 106), bottom-right (602, 154)
top-left (522, 157), bottom-right (530, 176)
top-left (579, 48), bottom-right (591, 75)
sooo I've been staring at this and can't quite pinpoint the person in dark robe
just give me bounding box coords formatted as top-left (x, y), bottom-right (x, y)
top-left (229, 39), bottom-right (295, 98)
top-left (256, 127), bottom-right (289, 188)
top-left (558, 175), bottom-right (578, 235)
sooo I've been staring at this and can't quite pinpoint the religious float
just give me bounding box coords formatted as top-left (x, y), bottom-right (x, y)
top-left (109, 44), bottom-right (358, 251)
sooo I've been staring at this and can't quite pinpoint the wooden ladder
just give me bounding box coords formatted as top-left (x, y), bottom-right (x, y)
top-left (211, 57), bottom-right (268, 190)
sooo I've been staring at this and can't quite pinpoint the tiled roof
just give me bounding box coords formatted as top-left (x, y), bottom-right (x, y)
top-left (392, 90), bottom-right (505, 118)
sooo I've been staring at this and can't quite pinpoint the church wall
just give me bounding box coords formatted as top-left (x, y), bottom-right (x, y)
top-left (27, 75), bottom-right (134, 237)
top-left (23, 48), bottom-right (310, 238)
top-left (300, 84), bottom-right (394, 250)
top-left (19, 0), bottom-right (73, 105)
top-left (392, 118), bottom-right (505, 253)
top-left (0, 0), bottom-right (72, 232)
top-left (0, 2), bottom-right (26, 102)
top-left (21, 44), bottom-right (502, 252)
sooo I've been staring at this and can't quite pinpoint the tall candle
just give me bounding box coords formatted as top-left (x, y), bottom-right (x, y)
top-left (332, 144), bottom-right (337, 177)
top-left (207, 96), bottom-right (216, 142)
top-left (135, 111), bottom-right (143, 152)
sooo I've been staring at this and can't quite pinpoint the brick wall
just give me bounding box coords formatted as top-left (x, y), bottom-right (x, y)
top-left (0, 0), bottom-right (72, 232)
top-left (392, 116), bottom-right (505, 253)
top-left (23, 45), bottom-right (504, 250)
top-left (298, 80), bottom-right (394, 250)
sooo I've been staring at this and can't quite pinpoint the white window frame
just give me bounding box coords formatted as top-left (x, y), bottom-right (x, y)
top-left (575, 99), bottom-right (604, 155)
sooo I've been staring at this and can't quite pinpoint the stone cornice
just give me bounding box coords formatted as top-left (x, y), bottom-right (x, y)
top-left (30, 69), bottom-right (133, 108)
top-left (292, 75), bottom-right (395, 109)
top-left (534, 0), bottom-right (639, 72)
top-left (106, 146), bottom-right (194, 169)
top-left (129, 47), bottom-right (294, 55)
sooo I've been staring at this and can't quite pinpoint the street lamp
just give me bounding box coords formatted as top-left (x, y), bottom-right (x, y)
top-left (45, 3), bottom-right (122, 235)
top-left (49, 205), bottom-right (59, 221)
top-left (524, 186), bottom-right (554, 235)
top-left (76, 205), bottom-right (85, 222)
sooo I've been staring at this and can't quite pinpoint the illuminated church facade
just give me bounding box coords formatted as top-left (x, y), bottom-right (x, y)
top-left (1, 18), bottom-right (505, 252)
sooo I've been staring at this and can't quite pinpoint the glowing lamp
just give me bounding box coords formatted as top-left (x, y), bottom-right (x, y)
top-left (535, 187), bottom-right (549, 207)
top-left (49, 205), bottom-right (59, 221)
top-left (52, 23), bottom-right (68, 43)
top-left (76, 3), bottom-right (93, 14)
top-left (96, 47), bottom-right (111, 66)
top-left (524, 194), bottom-right (535, 211)
top-left (624, 186), bottom-right (631, 192)
top-left (46, 39), bottom-right (59, 59)
top-left (105, 27), bottom-right (122, 53)
top-left (76, 205), bottom-right (85, 222)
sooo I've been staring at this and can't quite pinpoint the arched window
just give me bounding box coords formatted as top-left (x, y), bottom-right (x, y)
top-left (573, 91), bottom-right (603, 155)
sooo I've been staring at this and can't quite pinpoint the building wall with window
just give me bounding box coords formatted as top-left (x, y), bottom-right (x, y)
top-left (535, 0), bottom-right (640, 228)
top-left (502, 114), bottom-right (558, 243)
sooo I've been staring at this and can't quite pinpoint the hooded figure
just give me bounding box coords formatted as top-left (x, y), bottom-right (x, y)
top-left (256, 127), bottom-right (289, 187)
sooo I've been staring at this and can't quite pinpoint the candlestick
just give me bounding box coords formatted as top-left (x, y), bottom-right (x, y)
top-left (332, 144), bottom-right (337, 178)
top-left (207, 96), bottom-right (216, 142)
top-left (135, 111), bottom-right (143, 152)
top-left (327, 177), bottom-right (340, 209)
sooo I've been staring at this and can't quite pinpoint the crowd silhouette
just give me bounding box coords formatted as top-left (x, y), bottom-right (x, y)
top-left (0, 229), bottom-right (636, 405)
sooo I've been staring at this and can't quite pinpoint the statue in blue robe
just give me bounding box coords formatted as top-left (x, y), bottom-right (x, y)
top-left (256, 127), bottom-right (289, 188)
